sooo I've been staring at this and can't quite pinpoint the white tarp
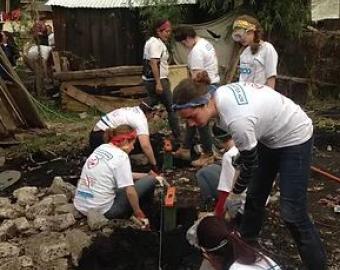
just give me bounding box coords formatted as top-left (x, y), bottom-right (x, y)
top-left (172, 14), bottom-right (236, 80)
top-left (311, 0), bottom-right (340, 21)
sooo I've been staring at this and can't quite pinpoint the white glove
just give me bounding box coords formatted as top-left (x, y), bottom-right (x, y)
top-left (226, 192), bottom-right (243, 218)
top-left (155, 176), bottom-right (170, 187)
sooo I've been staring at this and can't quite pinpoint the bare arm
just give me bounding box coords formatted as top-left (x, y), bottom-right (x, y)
top-left (266, 76), bottom-right (276, 89)
top-left (132, 172), bottom-right (148, 180)
top-left (149, 58), bottom-right (163, 94)
top-left (138, 135), bottom-right (157, 166)
top-left (125, 185), bottom-right (143, 216)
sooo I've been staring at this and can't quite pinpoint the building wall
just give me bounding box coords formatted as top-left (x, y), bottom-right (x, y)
top-left (52, 7), bottom-right (144, 68)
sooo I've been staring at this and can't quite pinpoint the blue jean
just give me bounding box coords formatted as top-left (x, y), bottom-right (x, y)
top-left (104, 176), bottom-right (155, 219)
top-left (184, 124), bottom-right (213, 153)
top-left (240, 137), bottom-right (327, 269)
top-left (144, 78), bottom-right (181, 138)
top-left (196, 164), bottom-right (221, 202)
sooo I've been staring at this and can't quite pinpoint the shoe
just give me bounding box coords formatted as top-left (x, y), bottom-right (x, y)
top-left (173, 147), bottom-right (191, 161)
top-left (191, 153), bottom-right (214, 167)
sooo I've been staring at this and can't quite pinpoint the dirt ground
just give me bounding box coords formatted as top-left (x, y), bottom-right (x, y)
top-left (0, 101), bottom-right (339, 269)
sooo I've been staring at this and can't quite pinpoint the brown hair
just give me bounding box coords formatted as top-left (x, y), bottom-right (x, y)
top-left (197, 216), bottom-right (263, 265)
top-left (235, 15), bottom-right (263, 54)
top-left (193, 70), bottom-right (211, 85)
top-left (173, 78), bottom-right (208, 106)
top-left (103, 125), bottom-right (135, 145)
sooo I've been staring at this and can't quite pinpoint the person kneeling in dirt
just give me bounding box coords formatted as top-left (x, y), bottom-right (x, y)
top-left (196, 124), bottom-right (245, 222)
top-left (187, 215), bottom-right (281, 270)
top-left (74, 125), bottom-right (157, 225)
top-left (89, 100), bottom-right (160, 174)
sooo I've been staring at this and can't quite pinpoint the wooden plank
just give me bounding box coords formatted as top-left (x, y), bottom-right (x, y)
top-left (119, 86), bottom-right (146, 97)
top-left (54, 65), bottom-right (143, 81)
top-left (67, 76), bottom-right (143, 87)
top-left (52, 51), bottom-right (61, 73)
top-left (61, 83), bottom-right (139, 113)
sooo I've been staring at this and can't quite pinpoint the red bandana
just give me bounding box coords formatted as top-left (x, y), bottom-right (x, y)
top-left (158, 20), bottom-right (171, 31)
top-left (110, 130), bottom-right (137, 146)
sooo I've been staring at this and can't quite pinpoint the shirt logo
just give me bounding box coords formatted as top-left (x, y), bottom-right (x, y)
top-left (228, 84), bottom-right (248, 105)
top-left (240, 67), bottom-right (252, 75)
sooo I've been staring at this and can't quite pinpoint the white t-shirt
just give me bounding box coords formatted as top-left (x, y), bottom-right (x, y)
top-left (217, 146), bottom-right (239, 193)
top-left (74, 144), bottom-right (134, 215)
top-left (230, 256), bottom-right (281, 270)
top-left (239, 41), bottom-right (278, 85)
top-left (188, 38), bottom-right (220, 84)
top-left (94, 106), bottom-right (149, 136)
top-left (214, 83), bottom-right (313, 151)
top-left (143, 36), bottom-right (169, 80)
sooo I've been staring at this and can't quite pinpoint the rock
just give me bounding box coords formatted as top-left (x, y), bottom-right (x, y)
top-left (0, 157), bottom-right (5, 167)
top-left (41, 194), bottom-right (68, 206)
top-left (55, 203), bottom-right (82, 219)
top-left (18, 255), bottom-right (34, 268)
top-left (51, 213), bottom-right (76, 231)
top-left (65, 229), bottom-right (91, 266)
top-left (0, 197), bottom-right (10, 207)
top-left (0, 257), bottom-right (20, 270)
top-left (0, 206), bottom-right (20, 219)
top-left (33, 217), bottom-right (50, 232)
top-left (48, 177), bottom-right (76, 201)
top-left (87, 209), bottom-right (108, 231)
top-left (0, 220), bottom-right (17, 240)
top-left (38, 258), bottom-right (68, 270)
top-left (13, 217), bottom-right (31, 232)
top-left (26, 199), bottom-right (54, 220)
top-left (39, 239), bottom-right (70, 262)
top-left (13, 187), bottom-right (39, 206)
top-left (0, 242), bottom-right (20, 259)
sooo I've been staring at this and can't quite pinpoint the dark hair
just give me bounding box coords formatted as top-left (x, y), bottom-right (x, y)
top-left (0, 31), bottom-right (15, 45)
top-left (174, 25), bottom-right (196, 42)
top-left (197, 216), bottom-right (262, 265)
top-left (153, 19), bottom-right (170, 35)
top-left (193, 70), bottom-right (211, 85)
top-left (235, 15), bottom-right (263, 54)
top-left (173, 78), bottom-right (208, 106)
top-left (139, 98), bottom-right (155, 114)
top-left (103, 125), bottom-right (135, 144)
top-left (212, 123), bottom-right (232, 141)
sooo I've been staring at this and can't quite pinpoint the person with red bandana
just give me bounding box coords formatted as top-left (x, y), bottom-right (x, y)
top-left (74, 125), bottom-right (157, 226)
top-left (142, 19), bottom-right (181, 140)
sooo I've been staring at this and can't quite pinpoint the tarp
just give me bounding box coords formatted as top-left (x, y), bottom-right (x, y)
top-left (172, 14), bottom-right (237, 80)
top-left (311, 0), bottom-right (340, 21)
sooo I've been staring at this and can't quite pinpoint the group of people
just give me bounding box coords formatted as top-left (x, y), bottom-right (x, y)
top-left (73, 15), bottom-right (327, 270)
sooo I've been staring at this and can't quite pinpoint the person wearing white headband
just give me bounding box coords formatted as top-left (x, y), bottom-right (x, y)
top-left (232, 15), bottom-right (278, 89)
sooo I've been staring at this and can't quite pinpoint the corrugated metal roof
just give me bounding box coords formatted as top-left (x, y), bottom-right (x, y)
top-left (45, 0), bottom-right (196, 8)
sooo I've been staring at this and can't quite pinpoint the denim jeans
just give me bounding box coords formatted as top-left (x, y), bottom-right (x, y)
top-left (104, 176), bottom-right (155, 219)
top-left (144, 78), bottom-right (181, 138)
top-left (240, 137), bottom-right (327, 269)
top-left (184, 124), bottom-right (213, 153)
top-left (196, 164), bottom-right (221, 202)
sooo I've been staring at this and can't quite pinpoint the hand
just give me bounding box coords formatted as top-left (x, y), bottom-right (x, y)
top-left (150, 164), bottom-right (160, 175)
top-left (226, 192), bottom-right (243, 218)
top-left (155, 176), bottom-right (170, 187)
top-left (155, 82), bottom-right (163, 95)
top-left (133, 210), bottom-right (150, 230)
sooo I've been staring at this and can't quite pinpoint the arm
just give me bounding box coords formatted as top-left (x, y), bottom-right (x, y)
top-left (132, 172), bottom-right (148, 180)
top-left (149, 58), bottom-right (163, 94)
top-left (125, 185), bottom-right (144, 217)
top-left (266, 76), bottom-right (276, 89)
top-left (138, 134), bottom-right (157, 166)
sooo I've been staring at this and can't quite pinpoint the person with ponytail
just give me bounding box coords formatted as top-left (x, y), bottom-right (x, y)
top-left (190, 216), bottom-right (281, 270)
top-left (74, 125), bottom-right (156, 225)
top-left (232, 15), bottom-right (278, 88)
top-left (173, 79), bottom-right (327, 269)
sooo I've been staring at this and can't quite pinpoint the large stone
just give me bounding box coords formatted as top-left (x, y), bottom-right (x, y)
top-left (0, 257), bottom-right (20, 270)
top-left (33, 217), bottom-right (51, 232)
top-left (0, 220), bottom-right (17, 240)
top-left (48, 177), bottom-right (76, 201)
top-left (19, 255), bottom-right (34, 268)
top-left (0, 242), bottom-right (20, 259)
top-left (0, 197), bottom-right (10, 207)
top-left (65, 229), bottom-right (91, 266)
top-left (37, 258), bottom-right (68, 270)
top-left (13, 217), bottom-right (31, 232)
top-left (87, 209), bottom-right (108, 231)
top-left (0, 206), bottom-right (20, 219)
top-left (26, 199), bottom-right (54, 220)
top-left (55, 203), bottom-right (82, 219)
top-left (41, 194), bottom-right (68, 206)
top-left (39, 239), bottom-right (70, 262)
top-left (51, 213), bottom-right (76, 232)
top-left (13, 187), bottom-right (39, 206)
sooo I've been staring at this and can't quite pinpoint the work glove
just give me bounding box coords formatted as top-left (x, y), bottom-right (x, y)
top-left (133, 210), bottom-right (150, 230)
top-left (155, 176), bottom-right (170, 187)
top-left (226, 192), bottom-right (243, 218)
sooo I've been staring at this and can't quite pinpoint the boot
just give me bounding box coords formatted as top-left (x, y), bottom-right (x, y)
top-left (173, 147), bottom-right (191, 161)
top-left (191, 152), bottom-right (214, 167)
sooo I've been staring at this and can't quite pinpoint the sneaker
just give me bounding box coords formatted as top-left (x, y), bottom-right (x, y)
top-left (191, 153), bottom-right (214, 167)
top-left (173, 147), bottom-right (191, 160)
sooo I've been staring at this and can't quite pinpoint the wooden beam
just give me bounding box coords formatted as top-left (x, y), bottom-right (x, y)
top-left (119, 86), bottom-right (146, 97)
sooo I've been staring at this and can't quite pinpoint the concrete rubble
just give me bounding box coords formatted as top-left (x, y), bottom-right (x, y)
top-left (0, 176), bottom-right (146, 269)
